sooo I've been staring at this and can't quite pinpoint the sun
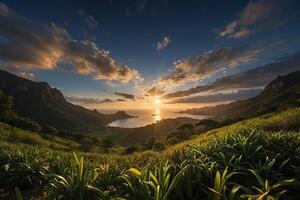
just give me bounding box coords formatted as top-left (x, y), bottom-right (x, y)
top-left (155, 98), bottom-right (161, 105)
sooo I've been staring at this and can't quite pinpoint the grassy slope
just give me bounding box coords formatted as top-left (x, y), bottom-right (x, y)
top-left (0, 122), bottom-right (81, 150)
top-left (1, 108), bottom-right (300, 199)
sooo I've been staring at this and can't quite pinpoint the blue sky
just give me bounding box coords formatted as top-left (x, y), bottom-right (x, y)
top-left (0, 0), bottom-right (300, 104)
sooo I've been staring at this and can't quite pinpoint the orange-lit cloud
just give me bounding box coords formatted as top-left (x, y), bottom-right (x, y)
top-left (163, 52), bottom-right (300, 99)
top-left (0, 3), bottom-right (142, 84)
top-left (159, 46), bottom-right (264, 85)
top-left (144, 86), bottom-right (166, 97)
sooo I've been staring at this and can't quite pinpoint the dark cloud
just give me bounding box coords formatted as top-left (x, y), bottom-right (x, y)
top-left (0, 3), bottom-right (142, 83)
top-left (145, 86), bottom-right (166, 96)
top-left (220, 0), bottom-right (289, 39)
top-left (159, 46), bottom-right (264, 85)
top-left (169, 89), bottom-right (262, 103)
top-left (164, 51), bottom-right (300, 98)
top-left (116, 98), bottom-right (127, 102)
top-left (114, 92), bottom-right (136, 100)
top-left (65, 96), bottom-right (114, 104)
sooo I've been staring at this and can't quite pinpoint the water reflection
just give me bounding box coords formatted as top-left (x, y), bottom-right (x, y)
top-left (154, 108), bottom-right (161, 122)
top-left (107, 109), bottom-right (207, 128)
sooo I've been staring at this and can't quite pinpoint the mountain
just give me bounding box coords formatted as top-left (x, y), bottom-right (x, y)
top-left (179, 71), bottom-right (300, 120)
top-left (0, 70), bottom-right (133, 132)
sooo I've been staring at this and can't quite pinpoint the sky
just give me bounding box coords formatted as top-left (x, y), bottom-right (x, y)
top-left (0, 0), bottom-right (300, 109)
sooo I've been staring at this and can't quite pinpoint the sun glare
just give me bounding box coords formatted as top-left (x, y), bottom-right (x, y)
top-left (155, 98), bottom-right (161, 105)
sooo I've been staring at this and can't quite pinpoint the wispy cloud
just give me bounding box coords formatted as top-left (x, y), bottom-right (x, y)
top-left (0, 3), bottom-right (142, 84)
top-left (144, 86), bottom-right (166, 97)
top-left (156, 37), bottom-right (171, 51)
top-left (66, 96), bottom-right (116, 104)
top-left (220, 0), bottom-right (288, 39)
top-left (159, 45), bottom-right (264, 85)
top-left (163, 51), bottom-right (300, 99)
top-left (114, 92), bottom-right (136, 100)
top-left (77, 9), bottom-right (98, 29)
top-left (169, 89), bottom-right (262, 103)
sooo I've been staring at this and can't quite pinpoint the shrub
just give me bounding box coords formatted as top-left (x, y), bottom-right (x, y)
top-left (0, 90), bottom-right (13, 113)
top-left (176, 123), bottom-right (194, 131)
top-left (101, 138), bottom-right (114, 149)
top-left (143, 136), bottom-right (157, 150)
top-left (9, 117), bottom-right (41, 132)
top-left (41, 125), bottom-right (58, 135)
top-left (153, 141), bottom-right (165, 151)
top-left (124, 145), bottom-right (138, 154)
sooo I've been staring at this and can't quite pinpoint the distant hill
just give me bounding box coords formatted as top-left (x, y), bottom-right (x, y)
top-left (179, 71), bottom-right (300, 120)
top-left (0, 70), bottom-right (133, 132)
top-left (111, 117), bottom-right (201, 145)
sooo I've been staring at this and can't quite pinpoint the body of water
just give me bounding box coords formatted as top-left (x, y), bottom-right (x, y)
top-left (98, 108), bottom-right (207, 128)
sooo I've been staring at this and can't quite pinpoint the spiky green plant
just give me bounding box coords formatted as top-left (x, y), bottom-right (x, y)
top-left (208, 167), bottom-right (240, 200)
top-left (240, 169), bottom-right (295, 199)
top-left (47, 152), bottom-right (109, 200)
top-left (0, 149), bottom-right (48, 190)
top-left (121, 161), bottom-right (189, 200)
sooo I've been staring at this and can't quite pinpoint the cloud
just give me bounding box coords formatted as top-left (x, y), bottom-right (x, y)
top-left (0, 66), bottom-right (37, 81)
top-left (116, 98), bottom-right (127, 102)
top-left (17, 71), bottom-right (36, 80)
top-left (144, 86), bottom-right (166, 96)
top-left (159, 45), bottom-right (264, 85)
top-left (164, 51), bottom-right (300, 98)
top-left (0, 3), bottom-right (142, 83)
top-left (66, 96), bottom-right (114, 104)
top-left (156, 37), bottom-right (171, 51)
top-left (78, 9), bottom-right (98, 29)
top-left (114, 92), bottom-right (136, 100)
top-left (220, 0), bottom-right (287, 39)
top-left (169, 89), bottom-right (262, 103)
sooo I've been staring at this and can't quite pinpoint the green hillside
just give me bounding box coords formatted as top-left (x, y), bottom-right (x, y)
top-left (0, 70), bottom-right (133, 132)
top-left (180, 71), bottom-right (300, 120)
top-left (1, 108), bottom-right (300, 199)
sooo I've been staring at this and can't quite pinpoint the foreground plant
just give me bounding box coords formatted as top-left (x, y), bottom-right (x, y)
top-left (47, 152), bottom-right (109, 200)
top-left (240, 169), bottom-right (295, 199)
top-left (208, 167), bottom-right (240, 200)
top-left (121, 161), bottom-right (189, 200)
top-left (0, 150), bottom-right (48, 190)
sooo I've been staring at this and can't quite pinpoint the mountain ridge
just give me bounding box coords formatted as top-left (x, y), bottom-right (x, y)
top-left (179, 71), bottom-right (300, 120)
top-left (0, 70), bottom-right (133, 132)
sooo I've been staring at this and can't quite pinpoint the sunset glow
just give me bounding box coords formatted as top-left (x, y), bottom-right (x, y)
top-left (0, 1), bottom-right (299, 198)
top-left (155, 98), bottom-right (161, 105)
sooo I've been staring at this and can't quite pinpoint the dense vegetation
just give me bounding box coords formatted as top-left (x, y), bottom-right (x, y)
top-left (1, 108), bottom-right (300, 199)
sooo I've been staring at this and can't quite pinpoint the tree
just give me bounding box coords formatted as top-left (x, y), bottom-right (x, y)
top-left (0, 90), bottom-right (13, 113)
top-left (153, 141), bottom-right (165, 151)
top-left (41, 125), bottom-right (58, 135)
top-left (10, 117), bottom-right (41, 132)
top-left (0, 90), bottom-right (17, 122)
top-left (124, 145), bottom-right (138, 154)
top-left (144, 136), bottom-right (157, 149)
top-left (101, 138), bottom-right (114, 149)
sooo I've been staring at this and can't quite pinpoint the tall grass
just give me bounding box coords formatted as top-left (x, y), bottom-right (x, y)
top-left (0, 108), bottom-right (300, 199)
